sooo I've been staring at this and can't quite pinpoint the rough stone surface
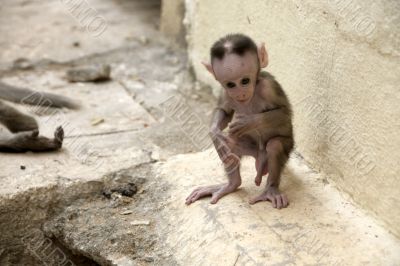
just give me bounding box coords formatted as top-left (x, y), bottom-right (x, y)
top-left (159, 151), bottom-right (400, 265)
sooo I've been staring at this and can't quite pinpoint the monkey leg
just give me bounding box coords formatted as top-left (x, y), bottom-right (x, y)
top-left (254, 149), bottom-right (268, 186)
top-left (186, 134), bottom-right (252, 205)
top-left (228, 134), bottom-right (269, 186)
top-left (249, 136), bottom-right (293, 209)
top-left (0, 126), bottom-right (64, 152)
top-left (0, 100), bottom-right (38, 133)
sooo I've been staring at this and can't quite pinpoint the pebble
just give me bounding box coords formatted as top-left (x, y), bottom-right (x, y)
top-left (13, 58), bottom-right (33, 70)
top-left (91, 118), bottom-right (105, 126)
top-left (143, 257), bottom-right (154, 262)
top-left (120, 210), bottom-right (133, 215)
top-left (66, 64), bottom-right (111, 82)
top-left (130, 220), bottom-right (150, 226)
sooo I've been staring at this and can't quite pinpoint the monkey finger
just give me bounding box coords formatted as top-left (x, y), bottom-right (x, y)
top-left (281, 194), bottom-right (289, 207)
top-left (235, 113), bottom-right (245, 119)
top-left (186, 190), bottom-right (197, 199)
top-left (275, 195), bottom-right (283, 209)
top-left (228, 124), bottom-right (241, 133)
top-left (210, 192), bottom-right (221, 204)
top-left (234, 126), bottom-right (248, 137)
top-left (230, 128), bottom-right (243, 138)
top-left (210, 185), bottom-right (235, 204)
top-left (227, 126), bottom-right (237, 135)
top-left (186, 192), bottom-right (201, 205)
top-left (249, 194), bottom-right (267, 205)
top-left (229, 121), bottom-right (239, 128)
top-left (190, 189), bottom-right (216, 204)
top-left (185, 195), bottom-right (195, 205)
top-left (190, 192), bottom-right (205, 203)
top-left (185, 190), bottom-right (200, 202)
top-left (267, 195), bottom-right (277, 208)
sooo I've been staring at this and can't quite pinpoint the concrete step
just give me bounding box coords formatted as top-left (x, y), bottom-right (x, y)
top-left (158, 150), bottom-right (400, 265)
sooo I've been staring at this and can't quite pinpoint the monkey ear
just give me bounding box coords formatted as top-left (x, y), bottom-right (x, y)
top-left (258, 42), bottom-right (268, 68)
top-left (201, 61), bottom-right (214, 75)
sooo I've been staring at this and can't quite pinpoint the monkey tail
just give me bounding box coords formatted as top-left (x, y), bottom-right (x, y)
top-left (0, 81), bottom-right (80, 109)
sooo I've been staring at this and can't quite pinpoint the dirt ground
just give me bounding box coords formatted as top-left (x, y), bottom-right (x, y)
top-left (1, 1), bottom-right (400, 266)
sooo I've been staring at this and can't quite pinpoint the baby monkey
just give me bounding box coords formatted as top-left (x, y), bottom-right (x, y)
top-left (186, 34), bottom-right (293, 209)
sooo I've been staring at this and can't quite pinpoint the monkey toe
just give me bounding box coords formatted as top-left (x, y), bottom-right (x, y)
top-left (31, 129), bottom-right (39, 138)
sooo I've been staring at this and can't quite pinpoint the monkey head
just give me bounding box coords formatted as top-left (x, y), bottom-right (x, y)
top-left (202, 34), bottom-right (268, 105)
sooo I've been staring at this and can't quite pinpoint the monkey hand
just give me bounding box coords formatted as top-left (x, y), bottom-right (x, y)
top-left (186, 182), bottom-right (241, 205)
top-left (249, 185), bottom-right (288, 209)
top-left (228, 114), bottom-right (259, 137)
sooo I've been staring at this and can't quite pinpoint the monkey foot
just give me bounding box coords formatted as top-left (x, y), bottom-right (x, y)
top-left (0, 126), bottom-right (64, 152)
top-left (249, 186), bottom-right (288, 209)
top-left (54, 126), bottom-right (64, 145)
top-left (185, 183), bottom-right (240, 205)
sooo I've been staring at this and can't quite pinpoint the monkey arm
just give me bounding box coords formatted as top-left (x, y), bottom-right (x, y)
top-left (252, 108), bottom-right (292, 135)
top-left (229, 108), bottom-right (292, 138)
top-left (210, 108), bottom-right (233, 132)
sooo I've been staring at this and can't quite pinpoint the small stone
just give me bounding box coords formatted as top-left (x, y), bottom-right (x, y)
top-left (121, 196), bottom-right (133, 203)
top-left (120, 210), bottom-right (133, 215)
top-left (91, 118), bottom-right (105, 126)
top-left (139, 36), bottom-right (148, 45)
top-left (103, 183), bottom-right (138, 199)
top-left (13, 58), bottom-right (33, 70)
top-left (66, 64), bottom-right (111, 82)
top-left (67, 212), bottom-right (78, 220)
top-left (130, 220), bottom-right (150, 226)
top-left (72, 41), bottom-right (80, 47)
top-left (150, 150), bottom-right (160, 161)
top-left (20, 165), bottom-right (26, 170)
top-left (191, 94), bottom-right (200, 100)
top-left (102, 190), bottom-right (112, 199)
top-left (170, 57), bottom-right (179, 65)
top-left (143, 257), bottom-right (154, 262)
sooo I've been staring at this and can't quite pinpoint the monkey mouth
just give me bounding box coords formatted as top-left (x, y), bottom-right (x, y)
top-left (237, 99), bottom-right (249, 103)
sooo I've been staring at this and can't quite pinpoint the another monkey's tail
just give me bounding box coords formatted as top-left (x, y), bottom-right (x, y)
top-left (0, 81), bottom-right (80, 109)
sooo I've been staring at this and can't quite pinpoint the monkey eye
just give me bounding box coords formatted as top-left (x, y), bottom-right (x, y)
top-left (241, 78), bottom-right (250, 85)
top-left (226, 82), bottom-right (236, 88)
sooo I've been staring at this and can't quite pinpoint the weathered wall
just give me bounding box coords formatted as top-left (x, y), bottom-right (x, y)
top-left (160, 0), bottom-right (185, 46)
top-left (162, 0), bottom-right (400, 237)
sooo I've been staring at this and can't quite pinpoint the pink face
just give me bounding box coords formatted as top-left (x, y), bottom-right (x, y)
top-left (212, 51), bottom-right (259, 104)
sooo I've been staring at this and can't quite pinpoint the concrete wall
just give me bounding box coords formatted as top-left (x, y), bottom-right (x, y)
top-left (160, 0), bottom-right (185, 46)
top-left (162, 0), bottom-right (400, 237)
